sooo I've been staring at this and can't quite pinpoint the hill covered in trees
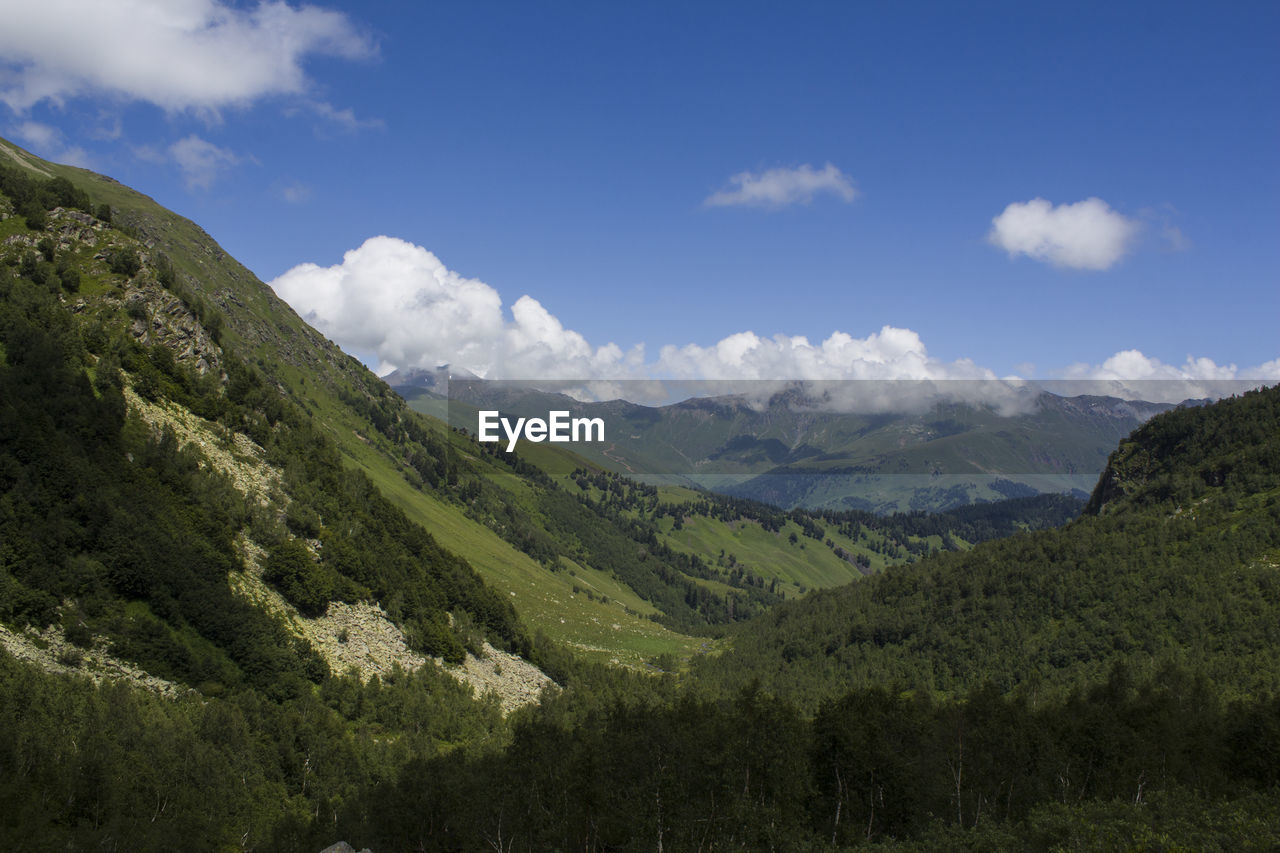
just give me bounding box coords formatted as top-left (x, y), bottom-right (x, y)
top-left (692, 383), bottom-right (1280, 705)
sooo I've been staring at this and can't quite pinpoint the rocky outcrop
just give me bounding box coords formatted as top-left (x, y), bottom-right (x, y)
top-left (116, 275), bottom-right (225, 377)
top-left (456, 639), bottom-right (554, 715)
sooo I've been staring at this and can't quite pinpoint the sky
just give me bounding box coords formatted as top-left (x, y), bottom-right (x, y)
top-left (1, 0), bottom-right (1277, 384)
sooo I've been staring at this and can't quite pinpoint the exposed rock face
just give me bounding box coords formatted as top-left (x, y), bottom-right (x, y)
top-left (298, 601), bottom-right (430, 681)
top-left (456, 639), bottom-right (554, 715)
top-left (125, 386), bottom-right (284, 506)
top-left (117, 278), bottom-right (225, 377)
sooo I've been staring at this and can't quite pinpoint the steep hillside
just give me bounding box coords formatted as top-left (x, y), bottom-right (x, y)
top-left (0, 157), bottom-right (544, 695)
top-left (0, 136), bottom-right (713, 670)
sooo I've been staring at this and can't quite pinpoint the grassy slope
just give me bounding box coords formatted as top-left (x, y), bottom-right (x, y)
top-left (480, 420), bottom-right (949, 600)
top-left (658, 515), bottom-right (867, 595)
top-left (345, 438), bottom-right (700, 666)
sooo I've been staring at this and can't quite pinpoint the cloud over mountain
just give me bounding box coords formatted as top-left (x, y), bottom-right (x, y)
top-left (988, 197), bottom-right (1138, 270)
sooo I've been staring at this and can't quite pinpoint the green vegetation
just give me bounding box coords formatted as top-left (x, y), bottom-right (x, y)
top-left (337, 668), bottom-right (1280, 851)
top-left (0, 647), bottom-right (506, 850)
top-left (692, 385), bottom-right (1280, 706)
top-left (0, 203), bottom-right (528, 688)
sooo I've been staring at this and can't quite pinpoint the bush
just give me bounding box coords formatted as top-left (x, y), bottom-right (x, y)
top-left (108, 248), bottom-right (141, 278)
top-left (19, 200), bottom-right (46, 230)
top-left (263, 539), bottom-right (333, 617)
top-left (58, 265), bottom-right (80, 293)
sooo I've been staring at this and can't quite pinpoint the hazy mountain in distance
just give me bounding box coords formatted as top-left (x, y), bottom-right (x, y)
top-left (416, 377), bottom-right (1193, 513)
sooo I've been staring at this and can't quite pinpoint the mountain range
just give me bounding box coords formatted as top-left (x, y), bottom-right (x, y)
top-left (403, 373), bottom-right (1207, 513)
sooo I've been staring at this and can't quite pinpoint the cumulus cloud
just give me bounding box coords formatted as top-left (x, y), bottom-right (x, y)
top-left (988, 197), bottom-right (1139, 270)
top-left (170, 135), bottom-right (239, 189)
top-left (269, 236), bottom-right (641, 379)
top-left (1064, 350), bottom-right (1280, 382)
top-left (655, 327), bottom-right (992, 381)
top-left (705, 163), bottom-right (858, 209)
top-left (0, 0), bottom-right (374, 115)
top-left (269, 237), bottom-right (997, 385)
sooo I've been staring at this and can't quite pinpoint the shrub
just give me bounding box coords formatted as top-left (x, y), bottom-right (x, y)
top-left (263, 539), bottom-right (333, 617)
top-left (109, 247), bottom-right (141, 278)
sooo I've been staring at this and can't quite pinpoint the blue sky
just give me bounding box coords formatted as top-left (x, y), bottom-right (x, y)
top-left (2, 0), bottom-right (1277, 382)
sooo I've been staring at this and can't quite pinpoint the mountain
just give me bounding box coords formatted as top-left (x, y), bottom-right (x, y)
top-left (0, 136), bottom-right (549, 690)
top-left (5, 135), bottom-right (1278, 850)
top-left (419, 376), bottom-right (1186, 512)
top-left (0, 135), bottom-right (755, 673)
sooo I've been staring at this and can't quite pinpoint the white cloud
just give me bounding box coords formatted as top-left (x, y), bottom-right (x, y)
top-left (296, 100), bottom-right (384, 131)
top-left (988, 197), bottom-right (1138, 270)
top-left (0, 0), bottom-right (374, 114)
top-left (1057, 350), bottom-right (1280, 402)
top-left (270, 236), bottom-right (1279, 409)
top-left (170, 135), bottom-right (239, 189)
top-left (269, 236), bottom-right (641, 379)
top-left (269, 237), bottom-right (993, 383)
top-left (13, 120), bottom-right (56, 148)
top-left (9, 120), bottom-right (91, 167)
top-left (1064, 350), bottom-right (1280, 383)
top-left (655, 327), bottom-right (991, 381)
top-left (705, 162), bottom-right (858, 209)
